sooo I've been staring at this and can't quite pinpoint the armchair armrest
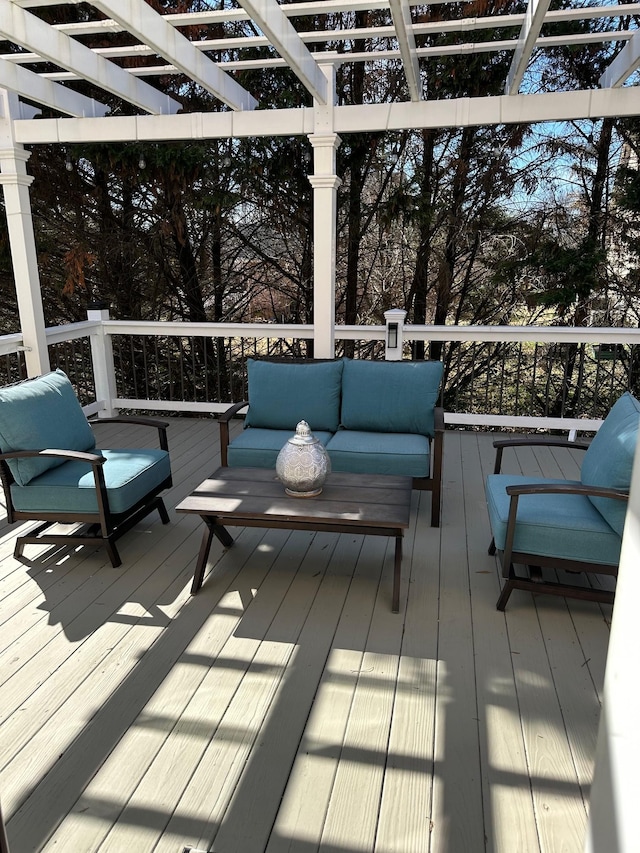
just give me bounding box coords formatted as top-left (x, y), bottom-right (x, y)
top-left (90, 416), bottom-right (169, 452)
top-left (218, 401), bottom-right (249, 467)
top-left (493, 435), bottom-right (590, 474)
top-left (501, 481), bottom-right (628, 568)
top-left (0, 448), bottom-right (105, 465)
top-left (506, 482), bottom-right (628, 501)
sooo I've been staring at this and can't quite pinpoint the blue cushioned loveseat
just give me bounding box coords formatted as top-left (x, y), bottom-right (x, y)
top-left (219, 357), bottom-right (445, 526)
top-left (485, 391), bottom-right (640, 610)
top-left (0, 370), bottom-right (172, 566)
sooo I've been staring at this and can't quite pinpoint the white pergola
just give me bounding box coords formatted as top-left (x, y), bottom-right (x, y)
top-left (0, 3), bottom-right (639, 850)
top-left (0, 0), bottom-right (638, 370)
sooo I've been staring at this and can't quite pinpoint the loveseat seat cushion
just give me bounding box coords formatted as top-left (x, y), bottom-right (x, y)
top-left (340, 359), bottom-right (443, 437)
top-left (244, 358), bottom-right (343, 433)
top-left (228, 428), bottom-right (334, 470)
top-left (485, 474), bottom-right (622, 566)
top-left (580, 391), bottom-right (640, 536)
top-left (0, 369), bottom-right (96, 486)
top-left (326, 430), bottom-right (430, 477)
top-left (10, 448), bottom-right (170, 515)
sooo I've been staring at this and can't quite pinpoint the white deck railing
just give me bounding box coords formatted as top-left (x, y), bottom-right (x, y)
top-left (31, 313), bottom-right (640, 433)
top-left (3, 312), bottom-right (639, 432)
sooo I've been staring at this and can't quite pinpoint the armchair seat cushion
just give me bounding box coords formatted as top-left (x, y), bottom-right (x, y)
top-left (227, 428), bottom-right (334, 470)
top-left (10, 449), bottom-right (171, 515)
top-left (485, 474), bottom-right (622, 566)
top-left (326, 430), bottom-right (430, 477)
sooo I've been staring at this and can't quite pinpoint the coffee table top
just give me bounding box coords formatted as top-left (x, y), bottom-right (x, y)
top-left (176, 467), bottom-right (412, 530)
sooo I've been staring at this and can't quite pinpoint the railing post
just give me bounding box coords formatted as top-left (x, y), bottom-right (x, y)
top-left (87, 302), bottom-right (117, 417)
top-left (384, 309), bottom-right (406, 361)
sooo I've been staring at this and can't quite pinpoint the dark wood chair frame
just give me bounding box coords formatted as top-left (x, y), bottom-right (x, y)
top-left (488, 436), bottom-right (628, 611)
top-left (217, 358), bottom-right (445, 527)
top-left (0, 417), bottom-right (172, 568)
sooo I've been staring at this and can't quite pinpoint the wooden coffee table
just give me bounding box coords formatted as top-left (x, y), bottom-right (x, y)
top-left (176, 467), bottom-right (412, 612)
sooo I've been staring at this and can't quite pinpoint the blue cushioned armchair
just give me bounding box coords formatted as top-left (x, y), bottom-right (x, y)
top-left (0, 370), bottom-right (172, 567)
top-left (485, 392), bottom-right (639, 610)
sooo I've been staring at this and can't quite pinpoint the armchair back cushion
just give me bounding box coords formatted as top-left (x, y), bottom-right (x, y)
top-left (244, 358), bottom-right (344, 433)
top-left (340, 359), bottom-right (443, 437)
top-left (0, 369), bottom-right (96, 486)
top-left (581, 391), bottom-right (640, 535)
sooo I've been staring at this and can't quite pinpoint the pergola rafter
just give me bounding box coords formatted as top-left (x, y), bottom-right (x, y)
top-left (0, 56), bottom-right (105, 117)
top-left (600, 28), bottom-right (640, 88)
top-left (0, 1), bottom-right (180, 115)
top-left (505, 0), bottom-right (552, 95)
top-left (89, 0), bottom-right (257, 112)
top-left (236, 0), bottom-right (328, 104)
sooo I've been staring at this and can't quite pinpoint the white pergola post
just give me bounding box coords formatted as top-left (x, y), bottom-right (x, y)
top-left (0, 91), bottom-right (49, 376)
top-left (308, 63), bottom-right (341, 359)
top-left (584, 428), bottom-right (640, 853)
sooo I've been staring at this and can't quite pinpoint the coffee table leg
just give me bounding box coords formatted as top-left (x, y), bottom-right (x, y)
top-left (191, 517), bottom-right (234, 594)
top-left (392, 534), bottom-right (403, 613)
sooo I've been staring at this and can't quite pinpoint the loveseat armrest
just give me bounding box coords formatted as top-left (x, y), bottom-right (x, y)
top-left (428, 406), bottom-right (445, 527)
top-left (218, 401), bottom-right (249, 467)
top-left (493, 436), bottom-right (590, 474)
top-left (90, 416), bottom-right (170, 452)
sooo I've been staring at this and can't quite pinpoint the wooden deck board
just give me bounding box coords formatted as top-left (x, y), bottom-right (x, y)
top-left (0, 420), bottom-right (612, 853)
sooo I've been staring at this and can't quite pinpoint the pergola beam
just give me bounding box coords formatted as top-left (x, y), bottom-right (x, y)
top-left (90, 0), bottom-right (256, 112)
top-left (505, 0), bottom-right (552, 95)
top-left (13, 87), bottom-right (640, 147)
top-left (0, 58), bottom-right (106, 117)
top-left (600, 30), bottom-right (640, 88)
top-left (389, 0), bottom-right (422, 101)
top-left (1, 1), bottom-right (179, 116)
top-left (236, 0), bottom-right (328, 105)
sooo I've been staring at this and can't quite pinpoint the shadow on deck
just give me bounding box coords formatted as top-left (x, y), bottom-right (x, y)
top-left (0, 418), bottom-right (611, 853)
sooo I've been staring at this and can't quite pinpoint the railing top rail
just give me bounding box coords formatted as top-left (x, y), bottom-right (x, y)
top-left (101, 320), bottom-right (315, 338)
top-left (0, 332), bottom-right (25, 356)
top-left (406, 325), bottom-right (640, 344)
top-left (45, 320), bottom-right (100, 345)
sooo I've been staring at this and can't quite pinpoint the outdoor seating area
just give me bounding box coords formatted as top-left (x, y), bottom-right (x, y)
top-left (0, 415), bottom-right (612, 852)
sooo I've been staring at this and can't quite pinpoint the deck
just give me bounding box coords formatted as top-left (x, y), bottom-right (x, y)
top-left (0, 418), bottom-right (612, 853)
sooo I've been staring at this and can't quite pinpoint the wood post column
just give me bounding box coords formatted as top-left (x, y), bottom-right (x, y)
top-left (0, 92), bottom-right (49, 376)
top-left (308, 64), bottom-right (341, 360)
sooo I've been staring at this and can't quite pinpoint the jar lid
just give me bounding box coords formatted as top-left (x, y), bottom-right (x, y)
top-left (287, 420), bottom-right (319, 446)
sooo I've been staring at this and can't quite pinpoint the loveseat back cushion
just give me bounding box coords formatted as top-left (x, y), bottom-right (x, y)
top-left (0, 369), bottom-right (96, 486)
top-left (227, 427), bottom-right (333, 470)
top-left (340, 359), bottom-right (443, 437)
top-left (244, 358), bottom-right (343, 433)
top-left (485, 474), bottom-right (622, 566)
top-left (10, 448), bottom-right (170, 515)
top-left (580, 391), bottom-right (640, 536)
